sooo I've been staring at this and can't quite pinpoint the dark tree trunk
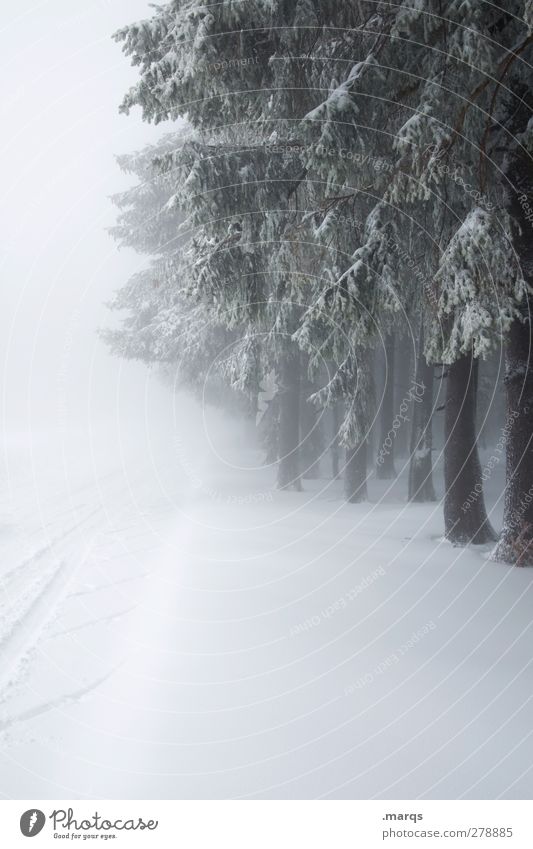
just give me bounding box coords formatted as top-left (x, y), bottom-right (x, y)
top-left (444, 352), bottom-right (496, 544)
top-left (493, 99), bottom-right (533, 565)
top-left (395, 333), bottom-right (412, 458)
top-left (331, 403), bottom-right (342, 479)
top-left (345, 441), bottom-right (368, 503)
top-left (277, 346), bottom-right (302, 491)
top-left (408, 330), bottom-right (436, 502)
top-left (376, 333), bottom-right (397, 479)
top-left (300, 373), bottom-right (322, 479)
top-left (259, 395), bottom-right (280, 464)
top-left (493, 308), bottom-right (533, 565)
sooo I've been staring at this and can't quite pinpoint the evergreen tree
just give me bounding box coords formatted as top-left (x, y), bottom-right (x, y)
top-left (113, 0), bottom-right (357, 490)
top-left (102, 135), bottom-right (249, 410)
top-left (493, 87), bottom-right (533, 566)
top-left (112, 0), bottom-right (533, 559)
top-left (299, 1), bottom-right (530, 543)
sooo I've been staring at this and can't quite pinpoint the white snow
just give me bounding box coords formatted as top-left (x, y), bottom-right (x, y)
top-left (0, 409), bottom-right (532, 800)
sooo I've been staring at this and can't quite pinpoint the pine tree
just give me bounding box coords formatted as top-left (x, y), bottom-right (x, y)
top-left (299, 1), bottom-right (531, 542)
top-left (376, 333), bottom-right (397, 480)
top-left (408, 324), bottom-right (436, 502)
top-left (112, 0), bottom-right (362, 490)
top-left (112, 0), bottom-right (533, 554)
top-left (102, 135), bottom-right (249, 409)
top-left (493, 85), bottom-right (533, 566)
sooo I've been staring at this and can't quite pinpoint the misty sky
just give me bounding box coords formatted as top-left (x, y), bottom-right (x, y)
top-left (0, 0), bottom-right (170, 434)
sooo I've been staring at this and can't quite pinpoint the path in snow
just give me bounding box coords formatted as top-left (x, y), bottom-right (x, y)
top-left (0, 429), bottom-right (532, 800)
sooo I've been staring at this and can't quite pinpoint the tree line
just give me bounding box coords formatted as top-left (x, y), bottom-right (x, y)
top-left (103, 0), bottom-right (533, 566)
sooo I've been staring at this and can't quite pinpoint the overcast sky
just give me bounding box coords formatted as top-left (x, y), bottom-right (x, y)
top-left (0, 0), bottom-right (170, 435)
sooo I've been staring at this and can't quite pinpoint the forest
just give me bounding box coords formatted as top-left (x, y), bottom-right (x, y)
top-left (105, 0), bottom-right (533, 566)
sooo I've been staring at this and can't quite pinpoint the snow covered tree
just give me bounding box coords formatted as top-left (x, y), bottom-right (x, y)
top-left (112, 0), bottom-right (533, 555)
top-left (429, 208), bottom-right (523, 543)
top-left (294, 199), bottom-right (404, 501)
top-left (102, 135), bottom-right (251, 412)
top-left (376, 333), bottom-right (397, 480)
top-left (300, 365), bottom-right (325, 479)
top-left (408, 324), bottom-right (436, 503)
top-left (492, 86), bottom-right (533, 566)
top-left (299, 1), bottom-right (531, 544)
top-left (112, 0), bottom-right (361, 490)
top-left (343, 351), bottom-right (374, 503)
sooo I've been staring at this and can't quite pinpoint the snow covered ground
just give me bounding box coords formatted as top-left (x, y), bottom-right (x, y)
top-left (0, 404), bottom-right (532, 800)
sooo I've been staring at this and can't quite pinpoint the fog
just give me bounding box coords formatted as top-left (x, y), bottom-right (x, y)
top-left (0, 0), bottom-right (171, 441)
top-left (1, 1), bottom-right (532, 804)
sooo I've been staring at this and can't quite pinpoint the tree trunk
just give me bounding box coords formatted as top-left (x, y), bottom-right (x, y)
top-left (300, 373), bottom-right (322, 479)
top-left (493, 308), bottom-right (533, 565)
top-left (258, 395), bottom-right (279, 464)
top-left (277, 346), bottom-right (302, 491)
top-left (376, 333), bottom-right (397, 479)
top-left (444, 352), bottom-right (496, 544)
top-left (408, 331), bottom-right (436, 502)
top-left (331, 403), bottom-right (342, 479)
top-left (345, 441), bottom-right (368, 503)
top-left (395, 333), bottom-right (412, 458)
top-left (492, 100), bottom-right (533, 565)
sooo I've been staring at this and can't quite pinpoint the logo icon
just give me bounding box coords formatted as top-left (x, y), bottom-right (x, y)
top-left (20, 810), bottom-right (46, 837)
